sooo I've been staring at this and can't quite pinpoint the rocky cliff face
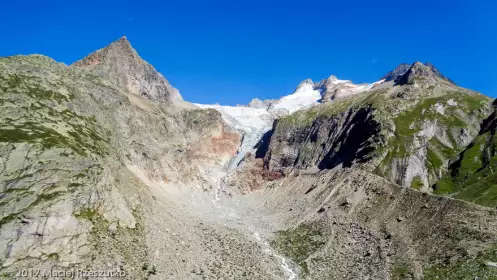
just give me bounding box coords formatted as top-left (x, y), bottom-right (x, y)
top-left (314, 75), bottom-right (375, 102)
top-left (0, 41), bottom-right (243, 278)
top-left (72, 37), bottom-right (182, 105)
top-left (1, 40), bottom-right (497, 280)
top-left (381, 63), bottom-right (411, 82)
top-left (260, 106), bottom-right (381, 175)
top-left (395, 62), bottom-right (455, 86)
top-left (249, 62), bottom-right (491, 192)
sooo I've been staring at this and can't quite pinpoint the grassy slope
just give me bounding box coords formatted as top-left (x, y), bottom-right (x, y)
top-left (270, 223), bottom-right (326, 277)
top-left (434, 107), bottom-right (497, 207)
top-left (277, 85), bottom-right (491, 188)
top-left (0, 56), bottom-right (110, 157)
top-left (423, 245), bottom-right (497, 280)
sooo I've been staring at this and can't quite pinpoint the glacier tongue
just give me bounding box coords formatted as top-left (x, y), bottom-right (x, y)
top-left (194, 104), bottom-right (273, 131)
top-left (194, 76), bottom-right (383, 171)
top-left (195, 83), bottom-right (326, 170)
top-left (227, 128), bottom-right (269, 170)
top-left (194, 104), bottom-right (274, 170)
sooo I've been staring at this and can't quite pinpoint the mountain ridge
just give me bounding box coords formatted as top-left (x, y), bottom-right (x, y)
top-left (1, 37), bottom-right (497, 280)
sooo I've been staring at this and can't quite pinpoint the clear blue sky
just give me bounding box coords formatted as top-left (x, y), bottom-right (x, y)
top-left (1, 0), bottom-right (496, 105)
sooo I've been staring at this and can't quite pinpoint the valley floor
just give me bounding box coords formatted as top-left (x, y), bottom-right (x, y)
top-left (127, 162), bottom-right (497, 280)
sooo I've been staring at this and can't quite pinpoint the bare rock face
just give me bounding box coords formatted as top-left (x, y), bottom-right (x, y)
top-left (395, 61), bottom-right (455, 86)
top-left (314, 75), bottom-right (376, 102)
top-left (247, 97), bottom-right (276, 110)
top-left (248, 70), bottom-right (491, 191)
top-left (181, 109), bottom-right (241, 158)
top-left (0, 43), bottom-right (242, 278)
top-left (319, 82), bottom-right (362, 102)
top-left (381, 63), bottom-right (411, 82)
top-left (315, 75), bottom-right (343, 102)
top-left (260, 106), bottom-right (382, 175)
top-left (72, 36), bottom-right (182, 104)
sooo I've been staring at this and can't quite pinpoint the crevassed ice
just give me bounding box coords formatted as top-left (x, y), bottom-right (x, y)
top-left (194, 104), bottom-right (274, 170)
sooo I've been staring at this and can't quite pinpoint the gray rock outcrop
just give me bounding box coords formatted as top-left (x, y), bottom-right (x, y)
top-left (72, 36), bottom-right (182, 104)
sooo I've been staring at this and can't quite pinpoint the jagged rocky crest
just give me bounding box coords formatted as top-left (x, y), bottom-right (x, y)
top-left (394, 61), bottom-right (455, 86)
top-left (381, 63), bottom-right (411, 82)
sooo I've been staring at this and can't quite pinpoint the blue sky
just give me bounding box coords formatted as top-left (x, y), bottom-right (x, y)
top-left (1, 0), bottom-right (496, 105)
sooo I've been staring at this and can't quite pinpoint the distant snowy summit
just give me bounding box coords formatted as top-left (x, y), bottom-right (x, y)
top-left (193, 62), bottom-right (450, 170)
top-left (314, 75), bottom-right (384, 103)
top-left (195, 75), bottom-right (383, 135)
top-left (195, 62), bottom-right (454, 137)
top-left (247, 75), bottom-right (384, 113)
top-left (194, 74), bottom-right (383, 170)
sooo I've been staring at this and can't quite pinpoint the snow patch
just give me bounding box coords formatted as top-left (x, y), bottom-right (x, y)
top-left (195, 104), bottom-right (273, 133)
top-left (447, 99), bottom-right (458, 106)
top-left (271, 83), bottom-right (322, 114)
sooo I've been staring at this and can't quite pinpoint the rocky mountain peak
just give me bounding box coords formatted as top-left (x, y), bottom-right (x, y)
top-left (381, 63), bottom-right (411, 82)
top-left (395, 61), bottom-right (454, 86)
top-left (295, 78), bottom-right (314, 91)
top-left (71, 36), bottom-right (182, 104)
top-left (326, 75), bottom-right (338, 83)
top-left (312, 75), bottom-right (338, 89)
top-left (247, 98), bottom-right (273, 109)
top-left (72, 36), bottom-right (136, 68)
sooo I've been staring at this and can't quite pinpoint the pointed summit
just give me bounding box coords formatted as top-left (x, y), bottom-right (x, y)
top-left (72, 36), bottom-right (182, 104)
top-left (110, 36), bottom-right (134, 53)
top-left (72, 36), bottom-right (136, 68)
top-left (395, 62), bottom-right (454, 86)
top-left (326, 75), bottom-right (338, 83)
top-left (381, 63), bottom-right (411, 82)
top-left (295, 78), bottom-right (314, 91)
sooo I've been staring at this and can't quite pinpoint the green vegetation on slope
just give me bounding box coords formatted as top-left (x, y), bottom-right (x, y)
top-left (271, 222), bottom-right (326, 276)
top-left (434, 128), bottom-right (497, 207)
top-left (391, 245), bottom-right (497, 280)
top-left (277, 85), bottom-right (490, 190)
top-left (0, 71), bottom-right (110, 157)
top-left (0, 56), bottom-right (112, 233)
top-left (423, 244), bottom-right (497, 280)
top-left (377, 90), bottom-right (490, 185)
top-left (391, 259), bottom-right (415, 280)
top-left (433, 99), bottom-right (497, 207)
